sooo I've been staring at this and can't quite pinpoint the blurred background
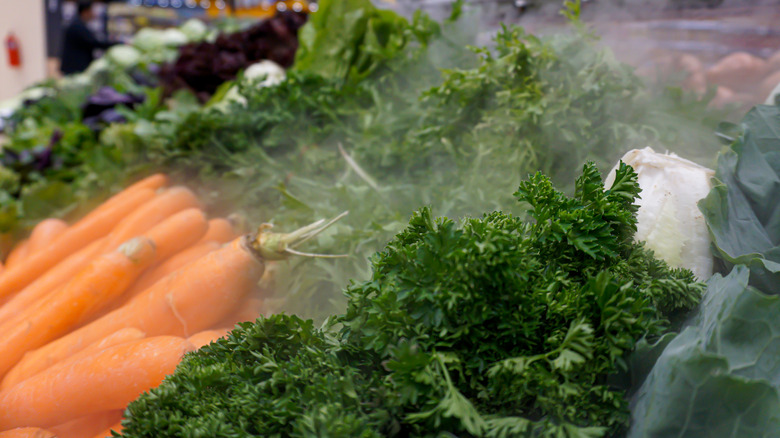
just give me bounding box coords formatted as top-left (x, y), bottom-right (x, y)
top-left (2, 0), bottom-right (780, 106)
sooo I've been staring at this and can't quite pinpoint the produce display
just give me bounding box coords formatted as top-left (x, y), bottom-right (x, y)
top-left (158, 11), bottom-right (307, 101)
top-left (1, 0), bottom-right (779, 436)
top-left (117, 163), bottom-right (703, 437)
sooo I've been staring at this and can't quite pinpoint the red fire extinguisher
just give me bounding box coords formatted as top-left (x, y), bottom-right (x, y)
top-left (6, 33), bottom-right (21, 68)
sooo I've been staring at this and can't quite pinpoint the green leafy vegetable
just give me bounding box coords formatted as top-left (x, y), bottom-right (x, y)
top-left (630, 102), bottom-right (780, 437)
top-left (119, 315), bottom-right (387, 437)
top-left (119, 163), bottom-right (702, 437)
top-left (699, 104), bottom-right (780, 291)
top-left (629, 266), bottom-right (780, 437)
top-left (293, 0), bottom-right (438, 84)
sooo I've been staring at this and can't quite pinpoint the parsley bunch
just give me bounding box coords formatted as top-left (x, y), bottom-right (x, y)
top-left (119, 162), bottom-right (702, 438)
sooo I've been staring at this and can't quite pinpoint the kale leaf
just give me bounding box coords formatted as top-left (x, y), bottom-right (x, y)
top-left (629, 103), bottom-right (780, 438)
top-left (629, 266), bottom-right (780, 438)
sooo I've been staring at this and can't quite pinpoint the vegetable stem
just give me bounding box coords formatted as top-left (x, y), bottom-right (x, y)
top-left (246, 211), bottom-right (349, 261)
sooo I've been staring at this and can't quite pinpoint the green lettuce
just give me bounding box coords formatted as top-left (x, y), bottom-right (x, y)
top-left (293, 0), bottom-right (440, 84)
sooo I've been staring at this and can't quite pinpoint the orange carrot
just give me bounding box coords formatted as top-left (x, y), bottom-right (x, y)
top-left (142, 208), bottom-right (208, 264)
top-left (217, 296), bottom-right (265, 328)
top-left (0, 336), bottom-right (193, 429)
top-left (49, 411), bottom-right (123, 438)
top-left (3, 240), bottom-right (29, 268)
top-left (74, 209), bottom-right (208, 327)
top-left (120, 173), bottom-right (168, 193)
top-left (28, 240), bottom-right (261, 365)
top-left (81, 174), bottom-right (168, 222)
top-left (91, 421), bottom-right (122, 438)
top-left (0, 188), bottom-right (156, 299)
top-left (124, 173), bottom-right (168, 191)
top-left (2, 328), bottom-right (146, 391)
top-left (0, 428), bottom-right (55, 438)
top-left (0, 238), bottom-right (106, 326)
top-left (12, 216), bottom-right (342, 380)
top-left (187, 328), bottom-right (231, 349)
top-left (0, 238), bottom-right (156, 379)
top-left (25, 219), bottom-right (68, 257)
top-left (99, 187), bottom-right (201, 253)
top-left (197, 218), bottom-right (236, 245)
top-left (122, 240), bottom-right (221, 304)
top-left (61, 237), bottom-right (262, 341)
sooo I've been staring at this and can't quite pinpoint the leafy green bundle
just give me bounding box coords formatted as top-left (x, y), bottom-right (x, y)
top-left (118, 163), bottom-right (702, 438)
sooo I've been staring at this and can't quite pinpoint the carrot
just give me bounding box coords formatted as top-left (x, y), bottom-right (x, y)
top-left (63, 237), bottom-right (262, 342)
top-left (197, 218), bottom-right (236, 245)
top-left (123, 173), bottom-right (168, 192)
top-left (25, 219), bottom-right (68, 257)
top-left (0, 187), bottom-right (156, 299)
top-left (49, 411), bottom-right (123, 438)
top-left (0, 188), bottom-right (192, 320)
top-left (2, 328), bottom-right (145, 391)
top-left (0, 238), bottom-right (156, 379)
top-left (217, 295), bottom-right (265, 328)
top-left (120, 240), bottom-right (221, 306)
top-left (0, 336), bottom-right (193, 430)
top-left (13, 215), bottom-right (344, 379)
top-left (188, 328), bottom-right (231, 349)
top-left (3, 240), bottom-right (29, 268)
top-left (0, 428), bottom-right (55, 438)
top-left (99, 187), bottom-right (201, 253)
top-left (76, 209), bottom-right (209, 327)
top-left (81, 174), bottom-right (169, 222)
top-left (3, 174), bottom-right (165, 273)
top-left (0, 238), bottom-right (106, 326)
top-left (90, 422), bottom-right (121, 438)
top-left (142, 208), bottom-right (208, 264)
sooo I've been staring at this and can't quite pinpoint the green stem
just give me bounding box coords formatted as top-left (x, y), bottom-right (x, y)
top-left (247, 211), bottom-right (349, 261)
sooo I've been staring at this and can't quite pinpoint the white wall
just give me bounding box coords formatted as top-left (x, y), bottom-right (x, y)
top-left (0, 0), bottom-right (47, 101)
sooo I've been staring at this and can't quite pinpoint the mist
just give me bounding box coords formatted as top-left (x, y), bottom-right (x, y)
top-left (175, 0), bottom-right (778, 323)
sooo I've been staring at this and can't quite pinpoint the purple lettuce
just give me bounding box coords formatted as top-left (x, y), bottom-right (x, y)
top-left (158, 11), bottom-right (307, 102)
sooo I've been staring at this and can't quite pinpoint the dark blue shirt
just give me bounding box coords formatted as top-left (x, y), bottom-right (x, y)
top-left (60, 17), bottom-right (114, 75)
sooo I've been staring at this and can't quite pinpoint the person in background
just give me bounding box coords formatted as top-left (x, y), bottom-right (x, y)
top-left (60, 1), bottom-right (116, 75)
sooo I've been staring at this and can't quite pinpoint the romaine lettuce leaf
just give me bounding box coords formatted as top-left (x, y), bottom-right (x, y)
top-left (293, 0), bottom-right (430, 84)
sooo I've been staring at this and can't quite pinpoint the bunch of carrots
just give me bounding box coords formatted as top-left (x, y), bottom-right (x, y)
top-left (0, 174), bottom-right (343, 438)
